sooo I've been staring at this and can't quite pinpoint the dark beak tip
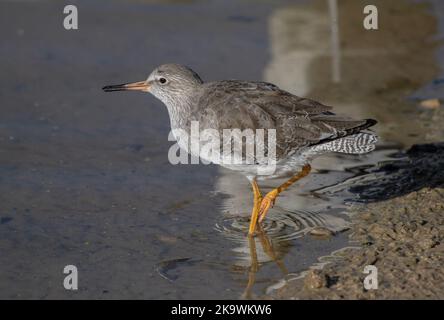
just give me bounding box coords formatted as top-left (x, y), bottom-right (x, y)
top-left (102, 85), bottom-right (122, 92)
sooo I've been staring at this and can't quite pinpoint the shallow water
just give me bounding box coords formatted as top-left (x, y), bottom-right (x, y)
top-left (0, 0), bottom-right (443, 299)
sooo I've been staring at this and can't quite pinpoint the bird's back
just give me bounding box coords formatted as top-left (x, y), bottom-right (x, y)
top-left (192, 80), bottom-right (377, 161)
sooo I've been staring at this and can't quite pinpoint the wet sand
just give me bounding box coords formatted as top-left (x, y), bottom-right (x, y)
top-left (271, 186), bottom-right (444, 299)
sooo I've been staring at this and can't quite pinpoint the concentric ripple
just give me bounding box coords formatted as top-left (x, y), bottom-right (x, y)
top-left (215, 207), bottom-right (334, 242)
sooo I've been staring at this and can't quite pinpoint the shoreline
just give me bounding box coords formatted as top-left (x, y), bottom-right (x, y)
top-left (269, 187), bottom-right (444, 299)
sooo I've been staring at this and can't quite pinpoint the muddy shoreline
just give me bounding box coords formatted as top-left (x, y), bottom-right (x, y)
top-left (269, 186), bottom-right (444, 299)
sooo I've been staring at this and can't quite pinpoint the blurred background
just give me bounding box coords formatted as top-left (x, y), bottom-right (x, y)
top-left (0, 0), bottom-right (443, 299)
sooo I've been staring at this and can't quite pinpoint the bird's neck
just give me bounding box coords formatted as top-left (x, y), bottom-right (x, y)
top-left (163, 94), bottom-right (194, 131)
top-left (160, 85), bottom-right (201, 131)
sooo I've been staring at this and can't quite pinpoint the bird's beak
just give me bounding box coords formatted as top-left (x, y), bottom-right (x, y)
top-left (102, 80), bottom-right (150, 92)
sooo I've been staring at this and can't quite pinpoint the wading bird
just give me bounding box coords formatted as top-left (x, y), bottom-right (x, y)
top-left (103, 64), bottom-right (377, 236)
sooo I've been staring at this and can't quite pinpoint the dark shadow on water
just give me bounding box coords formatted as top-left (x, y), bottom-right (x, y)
top-left (316, 142), bottom-right (444, 202)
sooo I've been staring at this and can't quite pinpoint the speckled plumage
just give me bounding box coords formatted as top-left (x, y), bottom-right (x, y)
top-left (104, 64), bottom-right (378, 179)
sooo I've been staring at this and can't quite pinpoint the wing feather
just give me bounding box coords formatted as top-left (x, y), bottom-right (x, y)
top-left (194, 80), bottom-right (376, 159)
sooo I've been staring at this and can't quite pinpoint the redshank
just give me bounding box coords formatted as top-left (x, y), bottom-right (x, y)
top-left (103, 64), bottom-right (377, 236)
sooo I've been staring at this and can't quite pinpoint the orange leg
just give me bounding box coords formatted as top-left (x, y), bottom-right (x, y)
top-left (258, 164), bottom-right (311, 223)
top-left (248, 178), bottom-right (262, 235)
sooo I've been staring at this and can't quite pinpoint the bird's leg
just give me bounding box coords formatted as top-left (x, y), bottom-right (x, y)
top-left (248, 178), bottom-right (263, 235)
top-left (258, 164), bottom-right (311, 223)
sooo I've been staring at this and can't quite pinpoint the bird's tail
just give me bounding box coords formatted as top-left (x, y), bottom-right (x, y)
top-left (313, 131), bottom-right (378, 154)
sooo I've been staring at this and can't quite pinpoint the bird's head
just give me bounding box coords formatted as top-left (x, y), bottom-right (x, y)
top-left (102, 64), bottom-right (203, 105)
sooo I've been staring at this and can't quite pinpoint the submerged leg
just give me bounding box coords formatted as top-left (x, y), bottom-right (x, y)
top-left (248, 178), bottom-right (263, 235)
top-left (258, 164), bottom-right (311, 223)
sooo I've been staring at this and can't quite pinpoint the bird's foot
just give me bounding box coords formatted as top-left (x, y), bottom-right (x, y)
top-left (258, 189), bottom-right (279, 223)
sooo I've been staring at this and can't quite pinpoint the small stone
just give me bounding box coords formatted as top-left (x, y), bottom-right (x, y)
top-left (419, 98), bottom-right (440, 109)
top-left (304, 269), bottom-right (327, 289)
top-left (360, 212), bottom-right (373, 220)
top-left (309, 226), bottom-right (334, 237)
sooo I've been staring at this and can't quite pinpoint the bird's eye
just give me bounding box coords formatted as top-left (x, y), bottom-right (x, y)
top-left (159, 77), bottom-right (167, 84)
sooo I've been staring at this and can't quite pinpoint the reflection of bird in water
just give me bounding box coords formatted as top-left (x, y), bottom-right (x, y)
top-left (241, 226), bottom-right (288, 299)
top-left (103, 64), bottom-right (377, 235)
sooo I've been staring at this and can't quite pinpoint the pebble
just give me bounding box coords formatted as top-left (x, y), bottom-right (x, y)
top-left (309, 226), bottom-right (334, 237)
top-left (419, 98), bottom-right (440, 109)
top-left (304, 269), bottom-right (327, 289)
